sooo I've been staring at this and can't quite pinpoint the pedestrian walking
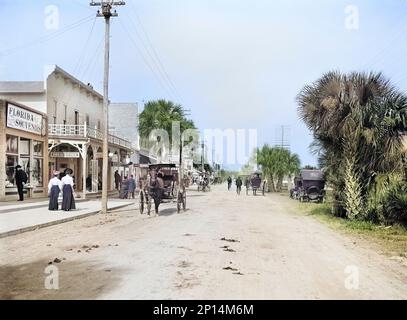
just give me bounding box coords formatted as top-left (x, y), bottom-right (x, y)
top-left (114, 170), bottom-right (121, 190)
top-left (236, 176), bottom-right (243, 195)
top-left (227, 176), bottom-right (232, 191)
top-left (128, 174), bottom-right (136, 199)
top-left (48, 171), bottom-right (62, 210)
top-left (15, 165), bottom-right (28, 201)
top-left (244, 176), bottom-right (250, 194)
top-left (61, 168), bottom-right (76, 211)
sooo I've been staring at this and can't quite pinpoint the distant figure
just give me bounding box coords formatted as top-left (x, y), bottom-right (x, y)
top-left (227, 176), bottom-right (232, 191)
top-left (48, 171), bottom-right (62, 211)
top-left (128, 175), bottom-right (136, 199)
top-left (61, 168), bottom-right (76, 211)
top-left (120, 176), bottom-right (129, 199)
top-left (236, 177), bottom-right (243, 195)
top-left (244, 177), bottom-right (250, 188)
top-left (114, 170), bottom-right (121, 190)
top-left (15, 165), bottom-right (28, 201)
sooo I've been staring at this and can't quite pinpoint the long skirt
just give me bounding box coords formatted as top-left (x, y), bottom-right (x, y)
top-left (119, 188), bottom-right (129, 199)
top-left (48, 185), bottom-right (60, 210)
top-left (62, 185), bottom-right (76, 211)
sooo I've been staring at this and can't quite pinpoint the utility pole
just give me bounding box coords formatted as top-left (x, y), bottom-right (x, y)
top-left (201, 141), bottom-right (205, 173)
top-left (90, 1), bottom-right (125, 214)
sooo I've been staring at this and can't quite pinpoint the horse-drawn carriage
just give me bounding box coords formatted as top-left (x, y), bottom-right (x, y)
top-left (291, 169), bottom-right (325, 202)
top-left (138, 163), bottom-right (187, 215)
top-left (245, 172), bottom-right (267, 196)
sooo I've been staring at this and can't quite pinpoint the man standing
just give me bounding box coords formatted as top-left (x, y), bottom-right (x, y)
top-left (236, 176), bottom-right (243, 195)
top-left (114, 170), bottom-right (121, 190)
top-left (128, 175), bottom-right (136, 199)
top-left (15, 165), bottom-right (27, 201)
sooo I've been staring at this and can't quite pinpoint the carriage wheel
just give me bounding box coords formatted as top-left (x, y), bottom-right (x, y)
top-left (182, 192), bottom-right (186, 211)
top-left (172, 184), bottom-right (178, 202)
top-left (177, 191), bottom-right (182, 213)
top-left (139, 190), bottom-right (145, 214)
top-left (146, 193), bottom-right (152, 215)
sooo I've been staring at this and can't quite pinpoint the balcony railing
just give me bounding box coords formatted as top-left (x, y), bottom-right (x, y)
top-left (49, 124), bottom-right (133, 149)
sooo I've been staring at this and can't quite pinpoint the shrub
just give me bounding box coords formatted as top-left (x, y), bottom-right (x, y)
top-left (382, 182), bottom-right (407, 226)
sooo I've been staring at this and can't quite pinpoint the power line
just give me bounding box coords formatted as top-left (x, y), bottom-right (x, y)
top-left (118, 18), bottom-right (176, 100)
top-left (127, 3), bottom-right (183, 100)
top-left (123, 12), bottom-right (178, 100)
top-left (72, 15), bottom-right (98, 78)
top-left (0, 15), bottom-right (95, 57)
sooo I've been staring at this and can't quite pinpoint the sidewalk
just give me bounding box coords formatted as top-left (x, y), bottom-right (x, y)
top-left (0, 199), bottom-right (134, 238)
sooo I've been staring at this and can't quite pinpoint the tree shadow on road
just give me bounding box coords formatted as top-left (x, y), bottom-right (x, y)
top-left (0, 258), bottom-right (126, 299)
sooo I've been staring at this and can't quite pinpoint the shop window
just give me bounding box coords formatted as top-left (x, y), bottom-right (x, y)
top-left (33, 141), bottom-right (43, 186)
top-left (32, 158), bottom-right (43, 187)
top-left (6, 135), bottom-right (18, 154)
top-left (20, 158), bottom-right (30, 182)
top-left (5, 155), bottom-right (18, 187)
top-left (33, 141), bottom-right (43, 157)
top-left (20, 138), bottom-right (30, 156)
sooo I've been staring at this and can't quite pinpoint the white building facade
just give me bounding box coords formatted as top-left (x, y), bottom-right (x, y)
top-left (0, 65), bottom-right (133, 199)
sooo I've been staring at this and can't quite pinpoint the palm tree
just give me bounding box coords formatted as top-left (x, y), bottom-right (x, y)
top-left (139, 99), bottom-right (196, 159)
top-left (139, 99), bottom-right (195, 140)
top-left (256, 145), bottom-right (300, 192)
top-left (297, 71), bottom-right (407, 219)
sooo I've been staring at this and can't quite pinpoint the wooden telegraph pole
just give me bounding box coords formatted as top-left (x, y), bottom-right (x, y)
top-left (90, 1), bottom-right (125, 214)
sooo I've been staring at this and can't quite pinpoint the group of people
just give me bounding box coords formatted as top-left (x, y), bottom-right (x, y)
top-left (227, 174), bottom-right (264, 195)
top-left (115, 170), bottom-right (136, 199)
top-left (48, 168), bottom-right (76, 211)
top-left (227, 176), bottom-right (243, 195)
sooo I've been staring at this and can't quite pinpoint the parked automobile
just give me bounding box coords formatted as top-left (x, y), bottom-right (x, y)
top-left (297, 169), bottom-right (325, 203)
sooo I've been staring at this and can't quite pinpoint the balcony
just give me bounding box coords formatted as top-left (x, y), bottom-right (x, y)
top-left (48, 124), bottom-right (133, 149)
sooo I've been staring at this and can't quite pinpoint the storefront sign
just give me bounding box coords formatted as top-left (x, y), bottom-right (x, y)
top-left (50, 152), bottom-right (80, 158)
top-left (6, 103), bottom-right (43, 135)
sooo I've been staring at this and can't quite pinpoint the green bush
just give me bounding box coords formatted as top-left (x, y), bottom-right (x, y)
top-left (382, 183), bottom-right (407, 226)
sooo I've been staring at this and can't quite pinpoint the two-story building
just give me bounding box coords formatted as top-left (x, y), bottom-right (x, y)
top-left (0, 65), bottom-right (133, 199)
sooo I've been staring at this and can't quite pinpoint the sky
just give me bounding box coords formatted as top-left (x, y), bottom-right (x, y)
top-left (1, 0), bottom-right (407, 169)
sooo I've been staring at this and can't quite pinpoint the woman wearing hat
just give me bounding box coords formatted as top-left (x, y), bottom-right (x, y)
top-left (61, 168), bottom-right (76, 211)
top-left (48, 171), bottom-right (62, 210)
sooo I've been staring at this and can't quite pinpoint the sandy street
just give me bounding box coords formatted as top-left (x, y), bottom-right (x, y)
top-left (1, 184), bottom-right (406, 300)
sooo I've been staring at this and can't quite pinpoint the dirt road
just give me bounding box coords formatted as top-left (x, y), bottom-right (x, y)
top-left (1, 184), bottom-right (406, 299)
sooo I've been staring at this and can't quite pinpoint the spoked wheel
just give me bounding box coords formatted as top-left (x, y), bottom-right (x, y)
top-left (146, 192), bottom-right (152, 215)
top-left (139, 190), bottom-right (145, 214)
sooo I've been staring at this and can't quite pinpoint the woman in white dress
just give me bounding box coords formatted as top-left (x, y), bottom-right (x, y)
top-left (61, 168), bottom-right (76, 211)
top-left (48, 171), bottom-right (62, 210)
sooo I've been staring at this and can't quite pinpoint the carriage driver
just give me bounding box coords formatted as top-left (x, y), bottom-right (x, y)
top-left (153, 171), bottom-right (165, 214)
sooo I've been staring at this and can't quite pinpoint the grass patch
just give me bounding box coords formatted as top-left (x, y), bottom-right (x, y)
top-left (297, 201), bottom-right (407, 258)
